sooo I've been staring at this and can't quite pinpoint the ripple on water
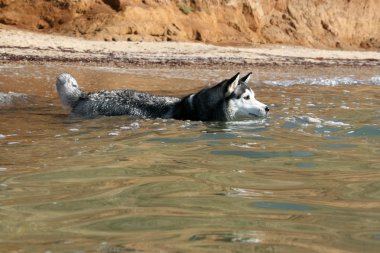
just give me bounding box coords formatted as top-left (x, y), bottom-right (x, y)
top-left (0, 92), bottom-right (28, 105)
top-left (284, 116), bottom-right (350, 128)
top-left (211, 150), bottom-right (314, 158)
top-left (320, 143), bottom-right (356, 149)
top-left (254, 201), bottom-right (314, 211)
top-left (295, 162), bottom-right (319, 168)
top-left (347, 126), bottom-right (380, 137)
top-left (1, 65), bottom-right (380, 253)
top-left (82, 216), bottom-right (267, 233)
top-left (259, 75), bottom-right (380, 86)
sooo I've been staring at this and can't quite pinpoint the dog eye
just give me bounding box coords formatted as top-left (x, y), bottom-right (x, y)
top-left (243, 95), bottom-right (250, 100)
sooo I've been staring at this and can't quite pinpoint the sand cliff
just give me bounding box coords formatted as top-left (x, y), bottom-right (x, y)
top-left (0, 0), bottom-right (379, 50)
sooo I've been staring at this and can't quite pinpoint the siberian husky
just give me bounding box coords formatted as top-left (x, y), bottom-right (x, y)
top-left (56, 72), bottom-right (269, 121)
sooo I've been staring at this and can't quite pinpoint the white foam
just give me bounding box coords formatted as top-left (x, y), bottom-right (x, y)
top-left (370, 76), bottom-right (380, 85)
top-left (286, 116), bottom-right (322, 124)
top-left (259, 75), bottom-right (380, 87)
top-left (285, 116), bottom-right (350, 128)
top-left (231, 143), bottom-right (253, 149)
top-left (120, 122), bottom-right (140, 130)
top-left (323, 121), bottom-right (350, 127)
top-left (130, 122), bottom-right (140, 129)
top-left (0, 92), bottom-right (28, 105)
top-left (7, 142), bottom-right (19, 145)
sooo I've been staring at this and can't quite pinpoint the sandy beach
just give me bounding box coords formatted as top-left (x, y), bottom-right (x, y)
top-left (1, 27), bottom-right (379, 68)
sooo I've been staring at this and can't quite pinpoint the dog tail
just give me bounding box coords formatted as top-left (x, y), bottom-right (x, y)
top-left (55, 73), bottom-right (83, 108)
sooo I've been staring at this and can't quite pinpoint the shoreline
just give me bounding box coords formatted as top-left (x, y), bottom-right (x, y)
top-left (1, 28), bottom-right (380, 68)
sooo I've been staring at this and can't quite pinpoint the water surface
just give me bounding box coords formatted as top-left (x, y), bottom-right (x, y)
top-left (0, 64), bottom-right (380, 253)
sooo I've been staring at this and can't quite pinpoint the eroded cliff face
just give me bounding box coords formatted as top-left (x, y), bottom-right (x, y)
top-left (0, 0), bottom-right (379, 50)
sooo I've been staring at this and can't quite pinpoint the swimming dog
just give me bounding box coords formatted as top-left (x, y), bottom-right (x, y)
top-left (56, 72), bottom-right (269, 121)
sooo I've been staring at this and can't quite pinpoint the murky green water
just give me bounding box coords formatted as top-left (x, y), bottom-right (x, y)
top-left (1, 64), bottom-right (380, 253)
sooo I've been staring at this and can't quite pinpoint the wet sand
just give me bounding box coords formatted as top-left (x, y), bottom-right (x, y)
top-left (1, 27), bottom-right (380, 68)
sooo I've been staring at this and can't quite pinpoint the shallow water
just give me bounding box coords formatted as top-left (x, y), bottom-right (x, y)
top-left (0, 64), bottom-right (380, 253)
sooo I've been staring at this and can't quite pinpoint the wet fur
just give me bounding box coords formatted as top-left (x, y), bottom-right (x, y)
top-left (56, 72), bottom-right (268, 121)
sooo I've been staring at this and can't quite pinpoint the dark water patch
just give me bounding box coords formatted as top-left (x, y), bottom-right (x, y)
top-left (347, 126), bottom-right (380, 137)
top-left (254, 201), bottom-right (313, 211)
top-left (189, 232), bottom-right (261, 243)
top-left (148, 131), bottom-right (239, 145)
top-left (84, 216), bottom-right (261, 232)
top-left (282, 122), bottom-right (299, 129)
top-left (324, 136), bottom-right (345, 141)
top-left (147, 128), bottom-right (241, 144)
top-left (315, 126), bottom-right (345, 134)
top-left (320, 143), bottom-right (356, 149)
top-left (199, 132), bottom-right (236, 140)
top-left (211, 150), bottom-right (314, 159)
top-left (295, 162), bottom-right (319, 168)
top-left (250, 136), bottom-right (273, 141)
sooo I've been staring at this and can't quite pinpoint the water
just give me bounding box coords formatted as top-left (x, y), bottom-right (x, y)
top-left (0, 64), bottom-right (380, 253)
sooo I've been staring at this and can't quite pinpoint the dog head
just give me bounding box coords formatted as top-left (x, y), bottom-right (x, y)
top-left (175, 72), bottom-right (269, 121)
top-left (224, 72), bottom-right (269, 120)
top-left (56, 73), bottom-right (83, 107)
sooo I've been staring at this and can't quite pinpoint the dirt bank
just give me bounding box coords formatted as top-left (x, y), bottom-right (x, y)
top-left (0, 0), bottom-right (379, 50)
top-left (1, 27), bottom-right (379, 68)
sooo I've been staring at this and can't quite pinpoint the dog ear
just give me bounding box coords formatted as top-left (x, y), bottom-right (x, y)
top-left (240, 72), bottom-right (252, 84)
top-left (225, 72), bottom-right (240, 97)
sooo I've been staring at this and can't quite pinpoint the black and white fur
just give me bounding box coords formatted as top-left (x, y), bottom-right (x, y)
top-left (56, 72), bottom-right (269, 121)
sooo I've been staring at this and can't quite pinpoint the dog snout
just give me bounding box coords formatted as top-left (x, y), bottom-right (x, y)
top-left (265, 106), bottom-right (270, 112)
